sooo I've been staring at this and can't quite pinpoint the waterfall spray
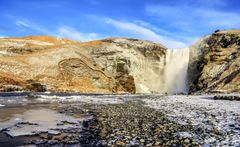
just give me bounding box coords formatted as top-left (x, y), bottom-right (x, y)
top-left (162, 48), bottom-right (190, 94)
top-left (129, 47), bottom-right (190, 94)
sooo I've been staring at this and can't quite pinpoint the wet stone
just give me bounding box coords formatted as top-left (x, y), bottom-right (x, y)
top-left (47, 140), bottom-right (59, 145)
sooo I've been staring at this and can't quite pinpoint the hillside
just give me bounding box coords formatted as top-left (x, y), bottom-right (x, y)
top-left (0, 30), bottom-right (239, 94)
top-left (0, 36), bottom-right (166, 93)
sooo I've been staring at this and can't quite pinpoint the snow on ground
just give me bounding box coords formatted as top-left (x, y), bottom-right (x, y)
top-left (143, 95), bottom-right (240, 146)
top-left (35, 94), bottom-right (125, 104)
top-left (143, 95), bottom-right (240, 114)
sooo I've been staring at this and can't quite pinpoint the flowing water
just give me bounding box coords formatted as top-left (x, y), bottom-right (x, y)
top-left (156, 48), bottom-right (190, 94)
top-left (164, 48), bottom-right (190, 94)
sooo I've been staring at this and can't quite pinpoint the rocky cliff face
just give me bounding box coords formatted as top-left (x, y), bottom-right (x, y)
top-left (1, 31), bottom-right (239, 94)
top-left (190, 30), bottom-right (240, 93)
top-left (0, 36), bottom-right (166, 93)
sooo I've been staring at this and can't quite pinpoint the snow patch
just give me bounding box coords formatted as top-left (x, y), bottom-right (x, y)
top-left (143, 95), bottom-right (240, 146)
top-left (35, 94), bottom-right (124, 104)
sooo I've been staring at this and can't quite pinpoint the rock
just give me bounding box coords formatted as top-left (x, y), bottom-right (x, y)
top-left (39, 133), bottom-right (51, 140)
top-left (114, 73), bottom-right (136, 94)
top-left (0, 31), bottom-right (239, 93)
top-left (146, 143), bottom-right (152, 146)
top-left (155, 141), bottom-right (161, 145)
top-left (140, 139), bottom-right (145, 143)
top-left (0, 36), bottom-right (166, 93)
top-left (33, 139), bottom-right (48, 145)
top-left (184, 139), bottom-right (190, 144)
top-left (47, 140), bottom-right (59, 145)
top-left (52, 133), bottom-right (68, 141)
top-left (94, 102), bottom-right (201, 146)
top-left (25, 79), bottom-right (47, 92)
top-left (189, 30), bottom-right (240, 93)
top-left (213, 95), bottom-right (240, 101)
top-left (116, 141), bottom-right (125, 146)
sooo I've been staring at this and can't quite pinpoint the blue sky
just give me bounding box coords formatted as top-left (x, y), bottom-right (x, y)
top-left (0, 0), bottom-right (240, 48)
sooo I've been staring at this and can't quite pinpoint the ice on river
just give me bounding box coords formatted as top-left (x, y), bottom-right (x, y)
top-left (0, 108), bottom-right (90, 137)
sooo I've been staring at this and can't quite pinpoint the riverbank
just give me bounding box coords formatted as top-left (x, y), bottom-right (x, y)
top-left (0, 93), bottom-right (239, 146)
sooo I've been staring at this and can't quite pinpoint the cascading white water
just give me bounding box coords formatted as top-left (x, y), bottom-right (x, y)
top-left (128, 47), bottom-right (190, 94)
top-left (162, 48), bottom-right (190, 94)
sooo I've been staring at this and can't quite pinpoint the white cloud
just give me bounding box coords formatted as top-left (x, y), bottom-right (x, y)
top-left (105, 18), bottom-right (187, 48)
top-left (57, 26), bottom-right (100, 41)
top-left (15, 20), bottom-right (52, 34)
top-left (15, 20), bottom-right (101, 41)
top-left (133, 20), bottom-right (174, 36)
top-left (13, 18), bottom-right (196, 48)
top-left (16, 20), bottom-right (30, 28)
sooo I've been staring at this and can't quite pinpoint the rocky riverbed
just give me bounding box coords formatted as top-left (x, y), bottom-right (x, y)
top-left (0, 93), bottom-right (239, 146)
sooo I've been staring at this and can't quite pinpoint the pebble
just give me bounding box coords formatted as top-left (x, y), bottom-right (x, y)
top-left (4, 96), bottom-right (238, 146)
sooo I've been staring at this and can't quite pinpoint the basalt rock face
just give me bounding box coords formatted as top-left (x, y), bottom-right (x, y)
top-left (190, 30), bottom-right (240, 93)
top-left (0, 36), bottom-right (166, 93)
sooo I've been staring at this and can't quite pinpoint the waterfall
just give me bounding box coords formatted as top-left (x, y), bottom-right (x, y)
top-left (162, 48), bottom-right (190, 94)
top-left (130, 47), bottom-right (190, 94)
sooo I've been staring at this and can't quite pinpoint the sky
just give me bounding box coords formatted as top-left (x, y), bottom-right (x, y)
top-left (0, 0), bottom-right (240, 48)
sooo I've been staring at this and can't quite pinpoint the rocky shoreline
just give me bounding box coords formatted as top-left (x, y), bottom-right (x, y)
top-left (0, 102), bottom-right (202, 146)
top-left (95, 102), bottom-right (200, 146)
top-left (0, 93), bottom-right (239, 146)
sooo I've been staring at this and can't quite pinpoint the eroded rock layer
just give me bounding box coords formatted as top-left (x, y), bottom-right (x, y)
top-left (0, 31), bottom-right (239, 94)
top-left (0, 36), bottom-right (166, 93)
top-left (190, 30), bottom-right (240, 93)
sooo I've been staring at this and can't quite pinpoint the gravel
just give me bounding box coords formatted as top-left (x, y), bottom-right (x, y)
top-left (0, 93), bottom-right (239, 146)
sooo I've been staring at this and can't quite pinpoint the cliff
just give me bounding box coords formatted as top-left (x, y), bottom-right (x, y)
top-left (190, 30), bottom-right (240, 93)
top-left (1, 30), bottom-right (239, 94)
top-left (0, 36), bottom-right (166, 93)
